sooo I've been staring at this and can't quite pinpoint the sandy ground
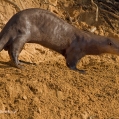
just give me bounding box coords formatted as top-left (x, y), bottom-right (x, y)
top-left (0, 0), bottom-right (119, 119)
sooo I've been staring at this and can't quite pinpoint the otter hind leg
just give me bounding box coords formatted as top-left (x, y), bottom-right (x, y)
top-left (8, 37), bottom-right (26, 68)
top-left (8, 48), bottom-right (20, 68)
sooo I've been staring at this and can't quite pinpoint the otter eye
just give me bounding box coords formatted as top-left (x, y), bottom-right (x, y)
top-left (109, 42), bottom-right (112, 46)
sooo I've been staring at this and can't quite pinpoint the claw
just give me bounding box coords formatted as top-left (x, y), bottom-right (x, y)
top-left (68, 65), bottom-right (86, 74)
top-left (75, 69), bottom-right (86, 74)
top-left (8, 60), bottom-right (23, 69)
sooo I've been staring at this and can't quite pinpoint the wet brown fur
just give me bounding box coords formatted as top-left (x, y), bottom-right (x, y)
top-left (0, 8), bottom-right (119, 70)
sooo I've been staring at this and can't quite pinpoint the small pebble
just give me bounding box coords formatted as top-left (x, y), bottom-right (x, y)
top-left (23, 95), bottom-right (27, 100)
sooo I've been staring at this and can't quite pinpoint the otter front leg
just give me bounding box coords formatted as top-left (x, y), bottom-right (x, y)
top-left (65, 47), bottom-right (85, 72)
top-left (66, 56), bottom-right (78, 70)
top-left (66, 54), bottom-right (82, 71)
top-left (66, 54), bottom-right (85, 73)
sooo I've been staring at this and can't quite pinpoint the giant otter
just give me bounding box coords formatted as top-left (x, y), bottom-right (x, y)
top-left (0, 8), bottom-right (119, 71)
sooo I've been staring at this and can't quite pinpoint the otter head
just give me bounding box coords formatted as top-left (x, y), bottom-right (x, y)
top-left (101, 37), bottom-right (119, 55)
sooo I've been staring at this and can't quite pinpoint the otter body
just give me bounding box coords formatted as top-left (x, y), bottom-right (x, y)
top-left (0, 8), bottom-right (119, 70)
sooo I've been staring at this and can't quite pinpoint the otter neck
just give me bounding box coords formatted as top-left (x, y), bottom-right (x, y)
top-left (85, 38), bottom-right (106, 55)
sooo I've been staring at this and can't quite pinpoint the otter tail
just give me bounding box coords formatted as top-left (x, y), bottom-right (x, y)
top-left (0, 32), bottom-right (11, 51)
